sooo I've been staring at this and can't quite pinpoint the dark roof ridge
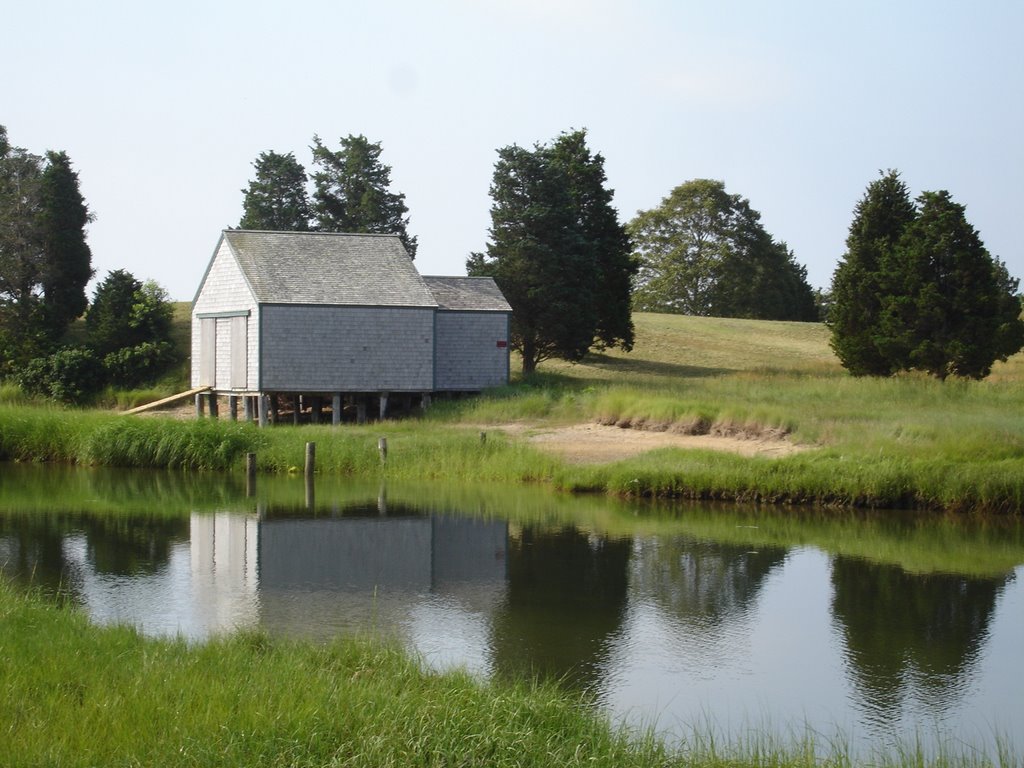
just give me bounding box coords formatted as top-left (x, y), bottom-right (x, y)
top-left (421, 274), bottom-right (494, 279)
top-left (226, 229), bottom-right (401, 239)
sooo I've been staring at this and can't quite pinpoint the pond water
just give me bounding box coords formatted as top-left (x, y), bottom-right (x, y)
top-left (2, 464), bottom-right (1022, 759)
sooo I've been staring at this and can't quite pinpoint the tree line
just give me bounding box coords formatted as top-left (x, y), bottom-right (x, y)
top-left (5, 120), bottom-right (1020, 394)
top-left (243, 131), bottom-right (821, 375)
top-left (239, 135), bottom-right (416, 257)
top-left (0, 125), bottom-right (175, 402)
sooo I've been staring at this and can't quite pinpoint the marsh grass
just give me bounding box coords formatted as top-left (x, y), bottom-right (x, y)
top-left (3, 311), bottom-right (1023, 512)
top-left (0, 582), bottom-right (673, 767)
top-left (1, 583), bottom-right (1015, 768)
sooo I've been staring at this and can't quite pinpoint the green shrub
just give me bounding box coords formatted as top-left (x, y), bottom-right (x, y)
top-left (17, 347), bottom-right (105, 404)
top-left (103, 341), bottom-right (177, 388)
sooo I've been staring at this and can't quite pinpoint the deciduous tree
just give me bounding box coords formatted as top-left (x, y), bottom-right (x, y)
top-left (0, 126), bottom-right (45, 369)
top-left (0, 127), bottom-right (93, 371)
top-left (311, 134), bottom-right (417, 258)
top-left (629, 179), bottom-right (817, 321)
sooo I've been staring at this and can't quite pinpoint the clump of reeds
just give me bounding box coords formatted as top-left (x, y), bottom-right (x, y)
top-left (83, 416), bottom-right (263, 470)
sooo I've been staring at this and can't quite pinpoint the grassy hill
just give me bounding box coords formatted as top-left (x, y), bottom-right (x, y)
top-left (419, 312), bottom-right (1024, 511)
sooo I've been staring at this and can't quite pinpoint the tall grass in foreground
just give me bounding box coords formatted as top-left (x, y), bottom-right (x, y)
top-left (1, 584), bottom-right (1015, 768)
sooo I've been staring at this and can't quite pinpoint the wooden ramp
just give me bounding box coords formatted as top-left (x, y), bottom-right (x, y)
top-left (122, 386), bottom-right (211, 415)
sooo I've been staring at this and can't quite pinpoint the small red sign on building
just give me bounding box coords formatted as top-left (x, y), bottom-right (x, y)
top-left (496, 340), bottom-right (508, 348)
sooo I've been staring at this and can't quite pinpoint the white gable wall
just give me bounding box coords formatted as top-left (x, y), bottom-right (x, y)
top-left (191, 240), bottom-right (259, 391)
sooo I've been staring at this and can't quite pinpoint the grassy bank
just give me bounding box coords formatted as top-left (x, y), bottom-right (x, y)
top-left (1, 397), bottom-right (1021, 512)
top-left (1, 312), bottom-right (1022, 512)
top-left (0, 583), bottom-right (1014, 768)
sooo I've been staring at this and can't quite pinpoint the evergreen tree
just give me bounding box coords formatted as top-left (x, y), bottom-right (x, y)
top-left (86, 270), bottom-right (143, 356)
top-left (630, 179), bottom-right (818, 321)
top-left (828, 170), bottom-right (916, 375)
top-left (876, 191), bottom-right (1024, 379)
top-left (310, 134), bottom-right (417, 257)
top-left (38, 150), bottom-right (94, 339)
top-left (239, 151), bottom-right (310, 231)
top-left (548, 129), bottom-right (637, 351)
top-left (468, 141), bottom-right (595, 375)
top-left (86, 270), bottom-right (171, 357)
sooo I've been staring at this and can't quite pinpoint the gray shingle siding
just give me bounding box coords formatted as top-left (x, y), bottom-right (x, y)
top-left (261, 305), bottom-right (434, 391)
top-left (191, 231), bottom-right (512, 396)
top-left (434, 311), bottom-right (510, 390)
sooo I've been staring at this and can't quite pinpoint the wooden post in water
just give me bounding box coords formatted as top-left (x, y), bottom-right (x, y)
top-left (378, 436), bottom-right (388, 465)
top-left (304, 441), bottom-right (316, 509)
top-left (305, 441), bottom-right (316, 477)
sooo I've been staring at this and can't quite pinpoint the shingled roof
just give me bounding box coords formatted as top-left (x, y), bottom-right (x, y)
top-left (422, 276), bottom-right (513, 312)
top-left (220, 230), bottom-right (438, 307)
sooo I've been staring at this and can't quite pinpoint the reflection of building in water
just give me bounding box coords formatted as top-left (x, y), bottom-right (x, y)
top-left (189, 513), bottom-right (260, 634)
top-left (189, 511), bottom-right (508, 643)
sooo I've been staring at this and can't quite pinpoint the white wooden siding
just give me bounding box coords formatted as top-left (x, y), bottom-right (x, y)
top-left (230, 315), bottom-right (247, 389)
top-left (198, 318), bottom-right (215, 386)
top-left (191, 240), bottom-right (259, 390)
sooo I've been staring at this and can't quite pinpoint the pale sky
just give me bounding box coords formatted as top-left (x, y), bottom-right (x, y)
top-left (5, 0), bottom-right (1022, 301)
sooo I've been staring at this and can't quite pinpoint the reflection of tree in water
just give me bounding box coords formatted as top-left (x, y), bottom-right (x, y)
top-left (630, 536), bottom-right (787, 629)
top-left (489, 526), bottom-right (631, 693)
top-left (83, 516), bottom-right (188, 576)
top-left (0, 513), bottom-right (190, 601)
top-left (0, 515), bottom-right (78, 600)
top-left (830, 556), bottom-right (1012, 723)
